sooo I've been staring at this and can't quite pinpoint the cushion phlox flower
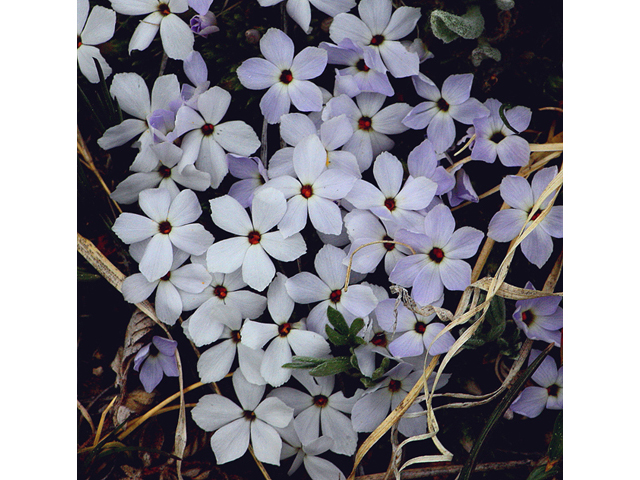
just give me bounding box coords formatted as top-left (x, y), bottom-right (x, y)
top-left (513, 282), bottom-right (563, 346)
top-left (471, 99), bottom-right (532, 167)
top-left (110, 142), bottom-right (211, 205)
top-left (195, 304), bottom-right (266, 384)
top-left (257, 0), bottom-right (355, 34)
top-left (323, 92), bottom-right (411, 172)
top-left (98, 73), bottom-right (182, 172)
top-left (402, 74), bottom-right (490, 154)
top-left (109, 0), bottom-right (194, 60)
top-left (375, 298), bottom-right (455, 357)
top-left (134, 336), bottom-right (179, 392)
top-left (241, 273), bottom-right (331, 387)
top-left (236, 28), bottom-right (328, 124)
top-left (509, 349), bottom-right (562, 418)
top-left (181, 51), bottom-right (211, 108)
top-left (77, 0), bottom-right (116, 83)
top-left (191, 369), bottom-right (294, 465)
top-left (207, 188), bottom-right (307, 291)
top-left (345, 151), bottom-right (437, 233)
top-left (487, 166), bottom-right (563, 268)
top-left (278, 424), bottom-right (346, 480)
top-left (268, 371), bottom-right (362, 456)
top-left (261, 134), bottom-right (358, 238)
top-left (406, 138), bottom-right (456, 197)
top-left (285, 244), bottom-right (379, 336)
top-left (343, 209), bottom-right (410, 275)
top-left (446, 165), bottom-right (479, 207)
top-left (329, 0), bottom-right (422, 79)
top-left (173, 86), bottom-right (261, 188)
top-left (320, 38), bottom-right (394, 97)
top-left (227, 154), bottom-right (269, 208)
top-left (122, 249), bottom-right (211, 325)
top-left (390, 204), bottom-right (484, 306)
top-left (112, 188), bottom-right (214, 282)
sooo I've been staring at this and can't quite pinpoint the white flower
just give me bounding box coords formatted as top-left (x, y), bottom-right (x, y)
top-left (110, 0), bottom-right (194, 60)
top-left (257, 0), bottom-right (355, 34)
top-left (191, 369), bottom-right (294, 465)
top-left (77, 0), bottom-right (116, 83)
top-left (112, 188), bottom-right (214, 282)
top-left (207, 188), bottom-right (307, 291)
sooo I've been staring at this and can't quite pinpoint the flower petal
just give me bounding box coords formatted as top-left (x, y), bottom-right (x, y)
top-left (210, 418), bottom-right (250, 464)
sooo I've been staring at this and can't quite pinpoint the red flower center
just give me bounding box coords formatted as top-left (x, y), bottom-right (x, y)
top-left (358, 116), bottom-right (372, 131)
top-left (248, 231), bottom-right (261, 245)
top-left (547, 384), bottom-right (559, 397)
top-left (158, 3), bottom-right (171, 15)
top-left (388, 379), bottom-right (402, 392)
top-left (313, 395), bottom-right (329, 407)
top-left (213, 285), bottom-right (228, 299)
top-left (159, 165), bottom-right (172, 178)
top-left (437, 98), bottom-right (450, 112)
top-left (300, 185), bottom-right (313, 198)
top-left (370, 34), bottom-right (385, 46)
top-left (158, 221), bottom-right (172, 234)
top-left (201, 123), bottom-right (214, 135)
top-left (371, 332), bottom-right (387, 347)
top-left (280, 69), bottom-right (293, 84)
top-left (521, 310), bottom-right (534, 326)
top-left (382, 235), bottom-right (395, 251)
top-left (329, 289), bottom-right (342, 303)
top-left (531, 210), bottom-right (541, 221)
top-left (243, 410), bottom-right (256, 421)
top-left (414, 321), bottom-right (427, 334)
top-left (231, 330), bottom-right (242, 343)
top-left (77, 36), bottom-right (82, 49)
top-left (160, 272), bottom-right (171, 281)
top-left (356, 59), bottom-right (370, 72)
top-left (278, 323), bottom-right (292, 337)
top-left (384, 198), bottom-right (396, 212)
top-left (429, 247), bottom-right (445, 263)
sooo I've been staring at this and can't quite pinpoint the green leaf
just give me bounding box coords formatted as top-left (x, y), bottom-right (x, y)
top-left (430, 6), bottom-right (485, 44)
top-left (327, 306), bottom-right (349, 335)
top-left (350, 353), bottom-right (359, 370)
top-left (471, 40), bottom-right (502, 67)
top-left (281, 356), bottom-right (326, 369)
top-left (548, 411), bottom-right (563, 460)
top-left (349, 317), bottom-right (365, 336)
top-left (309, 357), bottom-right (351, 376)
top-left (78, 267), bottom-right (101, 282)
top-left (371, 357), bottom-right (391, 380)
top-left (325, 325), bottom-right (349, 346)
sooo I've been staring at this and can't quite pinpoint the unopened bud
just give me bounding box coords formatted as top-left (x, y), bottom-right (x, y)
top-left (245, 29), bottom-right (261, 44)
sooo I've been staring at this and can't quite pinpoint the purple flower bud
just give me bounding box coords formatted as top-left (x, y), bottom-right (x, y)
top-left (190, 12), bottom-right (219, 38)
top-left (244, 29), bottom-right (261, 44)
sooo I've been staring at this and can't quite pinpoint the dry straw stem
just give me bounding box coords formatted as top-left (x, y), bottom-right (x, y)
top-left (78, 400), bottom-right (96, 436)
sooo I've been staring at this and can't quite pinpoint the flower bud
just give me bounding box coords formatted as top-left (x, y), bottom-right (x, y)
top-left (190, 12), bottom-right (219, 38)
top-left (245, 29), bottom-right (261, 44)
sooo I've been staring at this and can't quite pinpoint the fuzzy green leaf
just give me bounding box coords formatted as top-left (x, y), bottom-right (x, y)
top-left (327, 306), bottom-right (349, 335)
top-left (349, 317), bottom-right (365, 336)
top-left (309, 357), bottom-right (351, 376)
top-left (282, 356), bottom-right (326, 369)
top-left (430, 6), bottom-right (485, 44)
top-left (325, 325), bottom-right (349, 346)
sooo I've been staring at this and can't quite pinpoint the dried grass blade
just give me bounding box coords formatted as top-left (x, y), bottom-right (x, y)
top-left (78, 399), bottom-right (96, 435)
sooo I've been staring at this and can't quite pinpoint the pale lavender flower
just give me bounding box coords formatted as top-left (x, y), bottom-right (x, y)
top-left (228, 154), bottom-right (269, 208)
top-left (329, 0), bottom-right (422, 78)
top-left (487, 166), bottom-right (563, 268)
top-left (322, 93), bottom-right (412, 172)
top-left (285, 244), bottom-right (379, 336)
top-left (278, 425), bottom-right (346, 480)
top-left (320, 38), bottom-right (394, 97)
top-left (207, 188), bottom-right (307, 292)
top-left (236, 28), bottom-right (328, 124)
top-left (257, 0), bottom-right (355, 34)
top-left (471, 99), bottom-right (532, 167)
top-left (181, 51), bottom-right (211, 108)
top-left (191, 369), bottom-right (294, 465)
top-left (133, 336), bottom-right (179, 392)
top-left (241, 273), bottom-right (331, 387)
top-left (77, 0), bottom-right (115, 83)
top-left (112, 188), bottom-right (214, 282)
top-left (345, 151), bottom-right (437, 233)
top-left (268, 371), bottom-right (362, 456)
top-left (406, 139), bottom-right (455, 197)
top-left (403, 74), bottom-right (489, 153)
top-left (375, 298), bottom-right (455, 357)
top-left (190, 11), bottom-right (219, 37)
top-left (390, 204), bottom-right (484, 306)
top-left (510, 350), bottom-right (563, 418)
top-left (447, 165), bottom-right (479, 207)
top-left (513, 282), bottom-right (563, 346)
top-left (110, 0), bottom-right (194, 60)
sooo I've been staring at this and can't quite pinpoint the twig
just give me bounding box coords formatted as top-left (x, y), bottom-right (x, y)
top-left (249, 445), bottom-right (273, 480)
top-left (354, 459), bottom-right (536, 479)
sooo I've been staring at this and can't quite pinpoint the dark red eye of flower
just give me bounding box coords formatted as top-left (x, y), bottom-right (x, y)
top-left (429, 247), bottom-right (445, 263)
top-left (158, 221), bottom-right (172, 234)
top-left (201, 123), bottom-right (214, 135)
top-left (300, 185), bottom-right (313, 198)
top-left (490, 132), bottom-right (506, 143)
top-left (388, 379), bottom-right (401, 392)
top-left (521, 310), bottom-right (535, 326)
top-left (371, 332), bottom-right (387, 347)
top-left (370, 34), bottom-right (385, 46)
top-left (384, 198), bottom-right (396, 212)
top-left (313, 395), bottom-right (328, 407)
top-left (382, 235), bottom-right (395, 251)
top-left (547, 384), bottom-right (559, 397)
top-left (213, 285), bottom-right (228, 299)
top-left (243, 410), bottom-right (256, 421)
top-left (530, 210), bottom-right (541, 221)
top-left (437, 98), bottom-right (450, 112)
top-left (160, 272), bottom-right (171, 281)
top-left (247, 231), bottom-right (261, 245)
top-left (356, 59), bottom-right (370, 72)
top-left (280, 69), bottom-right (293, 84)
top-left (278, 323), bottom-right (292, 336)
top-left (231, 330), bottom-right (242, 343)
top-left (414, 321), bottom-right (427, 334)
top-left (77, 36), bottom-right (82, 49)
top-left (329, 289), bottom-right (342, 303)
top-left (158, 3), bottom-right (171, 15)
top-left (159, 165), bottom-right (172, 178)
top-left (358, 116), bottom-right (372, 130)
